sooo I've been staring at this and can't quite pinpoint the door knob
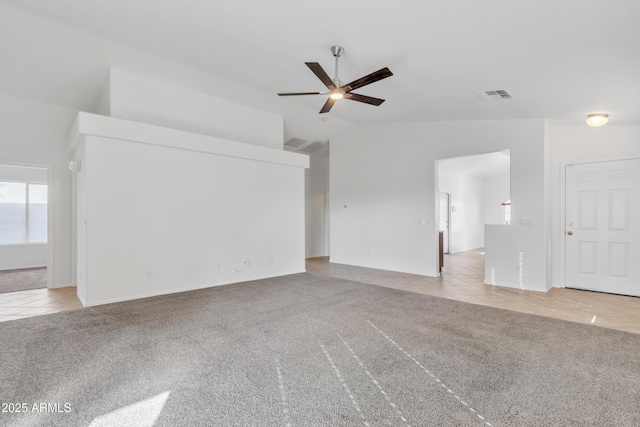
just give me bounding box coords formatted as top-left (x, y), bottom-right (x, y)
top-left (567, 231), bottom-right (573, 236)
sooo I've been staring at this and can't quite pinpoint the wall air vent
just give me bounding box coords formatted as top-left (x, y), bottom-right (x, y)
top-left (299, 141), bottom-right (327, 154)
top-left (284, 137), bottom-right (328, 155)
top-left (473, 89), bottom-right (514, 101)
top-left (284, 137), bottom-right (308, 148)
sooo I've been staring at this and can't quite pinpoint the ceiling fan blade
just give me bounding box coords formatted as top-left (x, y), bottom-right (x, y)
top-left (319, 97), bottom-right (337, 114)
top-left (306, 62), bottom-right (336, 90)
top-left (341, 67), bottom-right (393, 92)
top-left (278, 92), bottom-right (322, 96)
top-left (343, 93), bottom-right (385, 106)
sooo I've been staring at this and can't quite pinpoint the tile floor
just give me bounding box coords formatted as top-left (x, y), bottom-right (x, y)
top-left (1, 250), bottom-right (639, 335)
top-left (307, 249), bottom-right (640, 335)
top-left (0, 286), bottom-right (83, 322)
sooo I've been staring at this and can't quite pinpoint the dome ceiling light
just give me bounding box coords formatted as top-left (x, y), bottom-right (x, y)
top-left (586, 113), bottom-right (609, 127)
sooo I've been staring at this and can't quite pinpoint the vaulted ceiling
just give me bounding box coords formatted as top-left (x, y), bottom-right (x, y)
top-left (1, 0), bottom-right (639, 130)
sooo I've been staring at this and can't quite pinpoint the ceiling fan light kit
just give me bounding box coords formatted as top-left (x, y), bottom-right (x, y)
top-left (278, 45), bottom-right (393, 114)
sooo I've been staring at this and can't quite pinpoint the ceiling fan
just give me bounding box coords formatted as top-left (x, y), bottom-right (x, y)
top-left (278, 46), bottom-right (393, 114)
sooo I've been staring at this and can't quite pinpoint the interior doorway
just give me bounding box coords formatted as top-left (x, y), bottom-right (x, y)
top-left (436, 150), bottom-right (510, 274)
top-left (0, 162), bottom-right (52, 293)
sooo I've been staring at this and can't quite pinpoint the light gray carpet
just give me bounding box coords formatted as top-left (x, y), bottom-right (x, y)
top-left (1, 273), bottom-right (639, 426)
top-left (0, 267), bottom-right (47, 294)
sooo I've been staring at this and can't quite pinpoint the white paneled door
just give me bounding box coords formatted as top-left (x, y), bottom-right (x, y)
top-left (565, 159), bottom-right (640, 296)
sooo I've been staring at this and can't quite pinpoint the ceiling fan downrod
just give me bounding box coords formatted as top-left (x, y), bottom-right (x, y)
top-left (331, 45), bottom-right (344, 86)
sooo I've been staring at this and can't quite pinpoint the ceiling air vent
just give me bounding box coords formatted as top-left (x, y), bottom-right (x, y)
top-left (284, 137), bottom-right (308, 148)
top-left (473, 89), bottom-right (514, 101)
top-left (299, 141), bottom-right (327, 154)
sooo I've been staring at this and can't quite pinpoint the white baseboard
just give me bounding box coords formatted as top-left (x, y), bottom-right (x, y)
top-left (483, 280), bottom-right (549, 293)
top-left (49, 283), bottom-right (75, 289)
top-left (84, 270), bottom-right (306, 307)
top-left (0, 264), bottom-right (47, 271)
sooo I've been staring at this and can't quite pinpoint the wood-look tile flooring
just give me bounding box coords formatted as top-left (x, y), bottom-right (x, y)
top-left (2, 250), bottom-right (639, 335)
top-left (0, 286), bottom-right (82, 322)
top-left (307, 249), bottom-right (640, 335)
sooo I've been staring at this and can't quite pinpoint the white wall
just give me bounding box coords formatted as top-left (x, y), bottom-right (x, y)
top-left (438, 168), bottom-right (484, 253)
top-left (331, 119), bottom-right (548, 291)
top-left (549, 125), bottom-right (640, 287)
top-left (102, 63), bottom-right (354, 149)
top-left (484, 224), bottom-right (543, 290)
top-left (482, 172), bottom-right (510, 225)
top-left (0, 244), bottom-right (47, 271)
top-left (0, 93), bottom-right (76, 286)
top-left (0, 164), bottom-right (47, 182)
top-left (96, 75), bottom-right (110, 117)
top-left (305, 146), bottom-right (330, 258)
top-left (0, 3), bottom-right (354, 292)
top-left (71, 113), bottom-right (308, 306)
top-left (107, 68), bottom-right (284, 150)
top-left (74, 138), bottom-right (87, 304)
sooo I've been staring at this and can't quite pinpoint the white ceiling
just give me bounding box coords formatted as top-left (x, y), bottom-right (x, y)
top-left (1, 0), bottom-right (639, 127)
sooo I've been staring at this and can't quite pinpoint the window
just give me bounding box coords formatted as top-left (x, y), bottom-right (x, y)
top-left (0, 181), bottom-right (47, 244)
top-left (502, 201), bottom-right (511, 225)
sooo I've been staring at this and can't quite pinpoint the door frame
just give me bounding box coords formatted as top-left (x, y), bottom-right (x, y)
top-left (560, 155), bottom-right (640, 288)
top-left (439, 192), bottom-right (451, 254)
